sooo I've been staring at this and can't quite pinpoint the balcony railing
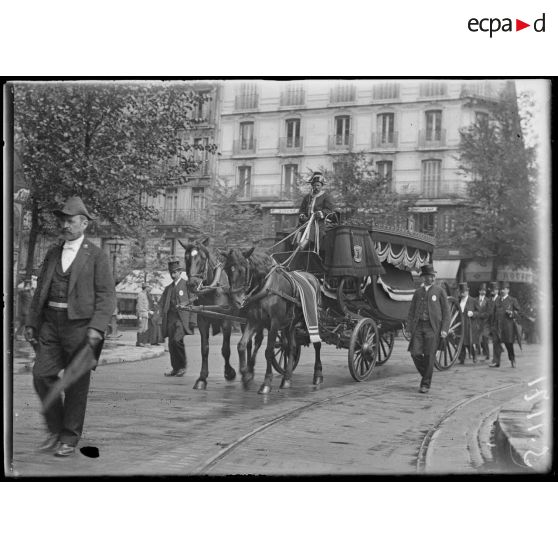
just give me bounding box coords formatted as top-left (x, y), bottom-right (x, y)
top-left (234, 93), bottom-right (259, 110)
top-left (328, 134), bottom-right (354, 151)
top-left (460, 81), bottom-right (499, 100)
top-left (330, 85), bottom-right (356, 104)
top-left (278, 136), bottom-right (303, 153)
top-left (250, 185), bottom-right (281, 200)
top-left (418, 129), bottom-right (447, 148)
top-left (157, 208), bottom-right (209, 226)
top-left (371, 131), bottom-right (399, 149)
top-left (232, 138), bottom-right (257, 155)
top-left (419, 82), bottom-right (448, 98)
top-left (395, 180), bottom-right (468, 198)
top-left (280, 89), bottom-right (305, 106)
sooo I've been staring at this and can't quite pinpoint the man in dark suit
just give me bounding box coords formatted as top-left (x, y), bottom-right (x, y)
top-left (490, 281), bottom-right (521, 368)
top-left (24, 197), bottom-right (115, 457)
top-left (475, 283), bottom-right (491, 361)
top-left (407, 264), bottom-right (450, 393)
top-left (159, 257), bottom-right (194, 377)
top-left (296, 171), bottom-right (336, 253)
top-left (487, 281), bottom-right (502, 366)
top-left (457, 282), bottom-right (480, 364)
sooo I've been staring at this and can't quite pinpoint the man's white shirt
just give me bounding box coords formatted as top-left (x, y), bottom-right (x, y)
top-left (61, 234), bottom-right (85, 272)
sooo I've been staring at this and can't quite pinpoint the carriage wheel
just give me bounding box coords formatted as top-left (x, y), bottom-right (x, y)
top-left (435, 297), bottom-right (464, 370)
top-left (376, 329), bottom-right (395, 366)
top-left (348, 318), bottom-right (379, 382)
top-left (271, 329), bottom-right (301, 376)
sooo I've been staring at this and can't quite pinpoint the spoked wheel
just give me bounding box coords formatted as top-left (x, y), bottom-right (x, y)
top-left (348, 317), bottom-right (379, 382)
top-left (271, 329), bottom-right (301, 375)
top-left (376, 329), bottom-right (395, 366)
top-left (435, 297), bottom-right (464, 370)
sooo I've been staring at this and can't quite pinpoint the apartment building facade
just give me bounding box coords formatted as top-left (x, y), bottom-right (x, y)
top-left (217, 78), bottom-right (507, 281)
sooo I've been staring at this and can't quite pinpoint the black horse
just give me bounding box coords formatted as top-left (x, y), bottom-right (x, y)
top-left (179, 237), bottom-right (237, 390)
top-left (222, 247), bottom-right (323, 394)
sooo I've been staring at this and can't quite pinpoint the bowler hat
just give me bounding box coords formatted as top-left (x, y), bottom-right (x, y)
top-left (479, 283), bottom-right (487, 292)
top-left (501, 281), bottom-right (510, 289)
top-left (308, 171), bottom-right (326, 185)
top-left (420, 264), bottom-right (437, 276)
top-left (53, 196), bottom-right (95, 220)
top-left (458, 282), bottom-right (469, 293)
top-left (489, 281), bottom-right (500, 291)
top-left (167, 256), bottom-right (183, 273)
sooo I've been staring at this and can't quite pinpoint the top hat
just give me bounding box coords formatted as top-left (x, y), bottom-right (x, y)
top-left (479, 283), bottom-right (487, 292)
top-left (308, 171), bottom-right (326, 185)
top-left (458, 282), bottom-right (469, 293)
top-left (420, 264), bottom-right (437, 276)
top-left (167, 256), bottom-right (183, 273)
top-left (489, 281), bottom-right (500, 291)
top-left (53, 196), bottom-right (95, 220)
top-left (500, 281), bottom-right (510, 289)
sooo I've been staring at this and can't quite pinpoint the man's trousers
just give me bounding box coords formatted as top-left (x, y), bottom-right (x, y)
top-left (410, 320), bottom-right (437, 389)
top-left (167, 309), bottom-right (187, 372)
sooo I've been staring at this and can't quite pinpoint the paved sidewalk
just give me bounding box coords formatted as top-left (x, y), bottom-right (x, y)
top-left (12, 329), bottom-right (165, 375)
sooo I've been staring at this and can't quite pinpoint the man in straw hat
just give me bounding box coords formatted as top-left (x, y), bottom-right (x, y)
top-left (24, 196), bottom-right (115, 457)
top-left (158, 256), bottom-right (194, 377)
top-left (407, 264), bottom-right (450, 393)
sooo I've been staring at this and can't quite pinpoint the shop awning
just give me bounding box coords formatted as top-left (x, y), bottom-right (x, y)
top-left (434, 259), bottom-right (461, 281)
top-left (463, 259), bottom-right (493, 282)
top-left (115, 270), bottom-right (186, 296)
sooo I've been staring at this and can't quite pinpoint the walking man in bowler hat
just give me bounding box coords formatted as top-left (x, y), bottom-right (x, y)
top-left (24, 196), bottom-right (115, 457)
top-left (407, 264), bottom-right (450, 393)
top-left (159, 256), bottom-right (194, 377)
top-left (490, 281), bottom-right (521, 368)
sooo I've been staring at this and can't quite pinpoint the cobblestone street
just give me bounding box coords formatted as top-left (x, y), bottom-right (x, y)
top-left (7, 332), bottom-right (549, 477)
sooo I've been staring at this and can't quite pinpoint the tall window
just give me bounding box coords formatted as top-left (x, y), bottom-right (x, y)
top-left (193, 137), bottom-right (209, 174)
top-left (235, 82), bottom-right (258, 110)
top-left (238, 166), bottom-right (251, 198)
top-left (416, 213), bottom-right (436, 235)
top-left (281, 83), bottom-right (305, 106)
top-left (376, 160), bottom-right (393, 190)
top-left (193, 91), bottom-right (210, 121)
top-left (425, 110), bottom-right (442, 141)
top-left (239, 122), bottom-right (254, 150)
top-left (334, 116), bottom-right (351, 145)
top-left (165, 188), bottom-right (178, 211)
top-left (422, 159), bottom-right (441, 197)
top-left (420, 81), bottom-right (447, 97)
top-left (283, 164), bottom-right (298, 197)
top-left (191, 187), bottom-right (205, 209)
top-left (377, 113), bottom-right (395, 143)
top-left (475, 111), bottom-right (489, 126)
top-left (373, 82), bottom-right (399, 100)
top-left (285, 119), bottom-right (301, 148)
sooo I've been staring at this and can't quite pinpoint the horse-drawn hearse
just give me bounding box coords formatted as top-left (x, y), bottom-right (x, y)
top-left (179, 213), bottom-right (464, 394)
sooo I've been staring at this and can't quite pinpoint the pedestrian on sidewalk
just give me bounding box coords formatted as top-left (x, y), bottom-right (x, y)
top-left (148, 293), bottom-right (163, 345)
top-left (407, 264), bottom-right (450, 393)
top-left (475, 283), bottom-right (491, 361)
top-left (490, 281), bottom-right (521, 368)
top-left (136, 283), bottom-right (152, 347)
top-left (24, 196), bottom-right (115, 457)
top-left (457, 282), bottom-right (480, 364)
top-left (159, 256), bottom-right (194, 377)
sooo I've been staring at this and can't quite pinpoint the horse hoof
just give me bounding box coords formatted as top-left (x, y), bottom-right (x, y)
top-left (224, 367), bottom-right (236, 381)
top-left (193, 379), bottom-right (207, 390)
top-left (313, 376), bottom-right (324, 385)
top-left (258, 384), bottom-right (271, 395)
top-left (280, 379), bottom-right (291, 389)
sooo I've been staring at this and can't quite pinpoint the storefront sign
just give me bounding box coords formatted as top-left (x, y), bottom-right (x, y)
top-left (497, 267), bottom-right (534, 283)
top-left (409, 206), bottom-right (437, 213)
top-left (270, 208), bottom-right (299, 215)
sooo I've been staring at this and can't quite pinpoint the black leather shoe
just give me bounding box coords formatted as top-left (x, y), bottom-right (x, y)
top-left (38, 433), bottom-right (59, 452)
top-left (54, 443), bottom-right (76, 457)
top-left (489, 363), bottom-right (500, 368)
top-left (164, 369), bottom-right (179, 377)
top-left (175, 368), bottom-right (187, 377)
top-left (419, 386), bottom-right (429, 393)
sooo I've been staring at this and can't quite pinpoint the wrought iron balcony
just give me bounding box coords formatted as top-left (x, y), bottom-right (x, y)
top-left (280, 89), bottom-right (305, 107)
top-left (418, 129), bottom-right (447, 148)
top-left (234, 93), bottom-right (259, 110)
top-left (278, 136), bottom-right (303, 153)
top-left (395, 180), bottom-right (468, 198)
top-left (330, 85), bottom-right (356, 104)
top-left (157, 208), bottom-right (209, 226)
top-left (328, 134), bottom-right (354, 151)
top-left (232, 138), bottom-right (257, 155)
top-left (371, 131), bottom-right (399, 149)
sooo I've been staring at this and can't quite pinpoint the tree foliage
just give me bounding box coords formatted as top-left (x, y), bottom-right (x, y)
top-left (318, 152), bottom-right (408, 228)
top-left (455, 86), bottom-right (538, 273)
top-left (13, 81), bottom-right (217, 276)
